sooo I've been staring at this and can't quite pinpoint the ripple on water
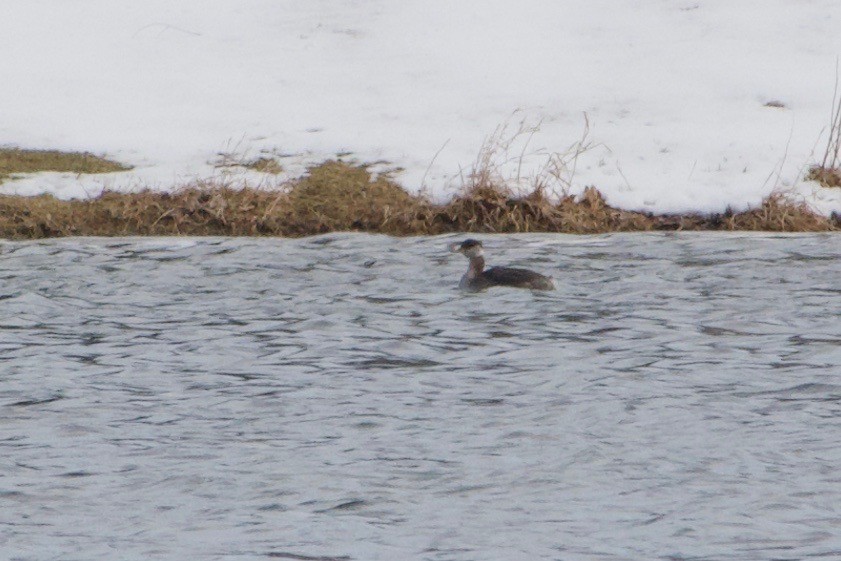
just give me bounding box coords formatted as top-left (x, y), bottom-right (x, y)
top-left (1, 233), bottom-right (840, 561)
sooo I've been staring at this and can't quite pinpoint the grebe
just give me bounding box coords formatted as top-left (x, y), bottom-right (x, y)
top-left (448, 239), bottom-right (555, 291)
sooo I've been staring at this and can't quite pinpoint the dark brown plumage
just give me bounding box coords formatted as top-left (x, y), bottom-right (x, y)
top-left (448, 239), bottom-right (555, 291)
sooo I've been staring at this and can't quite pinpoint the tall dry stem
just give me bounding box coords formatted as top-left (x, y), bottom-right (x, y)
top-left (465, 113), bottom-right (599, 198)
top-left (821, 60), bottom-right (841, 171)
top-left (538, 113), bottom-right (598, 197)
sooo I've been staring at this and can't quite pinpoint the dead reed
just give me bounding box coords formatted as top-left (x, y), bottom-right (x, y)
top-left (0, 159), bottom-right (835, 239)
top-left (806, 165), bottom-right (841, 188)
top-left (807, 65), bottom-right (841, 188)
top-left (717, 193), bottom-right (836, 232)
top-left (1, 128), bottom-right (838, 238)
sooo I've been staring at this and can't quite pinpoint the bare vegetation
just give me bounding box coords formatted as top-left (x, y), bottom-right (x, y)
top-left (808, 67), bottom-right (841, 188)
top-left (213, 151), bottom-right (284, 174)
top-left (0, 160), bottom-right (835, 239)
top-left (805, 166), bottom-right (841, 188)
top-left (0, 126), bottom-right (837, 238)
top-left (718, 194), bottom-right (836, 231)
top-left (0, 148), bottom-right (130, 183)
top-left (243, 157), bottom-right (284, 174)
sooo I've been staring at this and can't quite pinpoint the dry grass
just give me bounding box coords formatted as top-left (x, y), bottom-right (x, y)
top-left (718, 193), bottom-right (836, 231)
top-left (806, 165), bottom-right (841, 188)
top-left (435, 179), bottom-right (655, 234)
top-left (426, 113), bottom-right (652, 234)
top-left (0, 161), bottom-right (433, 238)
top-left (808, 68), bottom-right (841, 189)
top-left (214, 152), bottom-right (284, 174)
top-left (0, 148), bottom-right (130, 183)
top-left (284, 160), bottom-right (431, 235)
top-left (0, 159), bottom-right (835, 239)
top-left (242, 157), bottom-right (283, 174)
top-left (2, 119), bottom-right (834, 238)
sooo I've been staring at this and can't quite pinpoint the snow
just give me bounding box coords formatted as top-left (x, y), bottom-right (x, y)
top-left (2, 0), bottom-right (841, 213)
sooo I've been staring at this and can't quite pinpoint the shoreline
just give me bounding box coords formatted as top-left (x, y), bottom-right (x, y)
top-left (1, 160), bottom-right (839, 239)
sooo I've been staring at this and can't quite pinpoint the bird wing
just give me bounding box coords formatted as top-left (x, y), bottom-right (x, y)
top-left (483, 267), bottom-right (545, 285)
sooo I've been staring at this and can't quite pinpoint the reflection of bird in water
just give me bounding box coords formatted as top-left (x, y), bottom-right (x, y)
top-left (448, 239), bottom-right (554, 291)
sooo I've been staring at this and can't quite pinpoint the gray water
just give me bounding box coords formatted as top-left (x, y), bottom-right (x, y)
top-left (1, 233), bottom-right (840, 561)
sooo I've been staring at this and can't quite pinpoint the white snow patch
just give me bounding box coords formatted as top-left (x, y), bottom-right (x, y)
top-left (2, 0), bottom-right (841, 213)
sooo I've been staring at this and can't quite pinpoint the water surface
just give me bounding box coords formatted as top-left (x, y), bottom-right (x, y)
top-left (2, 234), bottom-right (840, 560)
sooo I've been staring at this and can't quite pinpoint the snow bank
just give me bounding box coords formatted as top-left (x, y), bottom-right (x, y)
top-left (2, 0), bottom-right (841, 213)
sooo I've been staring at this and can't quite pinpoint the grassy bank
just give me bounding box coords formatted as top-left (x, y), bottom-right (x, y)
top-left (0, 159), bottom-right (839, 239)
top-left (0, 148), bottom-right (130, 184)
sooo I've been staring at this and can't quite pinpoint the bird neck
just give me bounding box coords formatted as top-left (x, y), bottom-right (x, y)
top-left (467, 255), bottom-right (485, 277)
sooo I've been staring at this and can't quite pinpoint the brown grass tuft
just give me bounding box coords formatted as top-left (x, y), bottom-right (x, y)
top-left (805, 165), bottom-right (841, 188)
top-left (436, 181), bottom-right (655, 234)
top-left (242, 157), bottom-right (283, 174)
top-left (809, 69), bottom-right (841, 189)
top-left (284, 160), bottom-right (431, 235)
top-left (0, 148), bottom-right (130, 183)
top-left (214, 152), bottom-right (284, 174)
top-left (440, 180), bottom-right (553, 233)
top-left (0, 160), bottom-right (837, 239)
top-left (720, 193), bottom-right (836, 232)
top-left (0, 186), bottom-right (286, 238)
top-left (557, 187), bottom-right (655, 233)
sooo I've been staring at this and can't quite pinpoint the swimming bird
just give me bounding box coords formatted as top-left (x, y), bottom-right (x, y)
top-left (448, 239), bottom-right (555, 291)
